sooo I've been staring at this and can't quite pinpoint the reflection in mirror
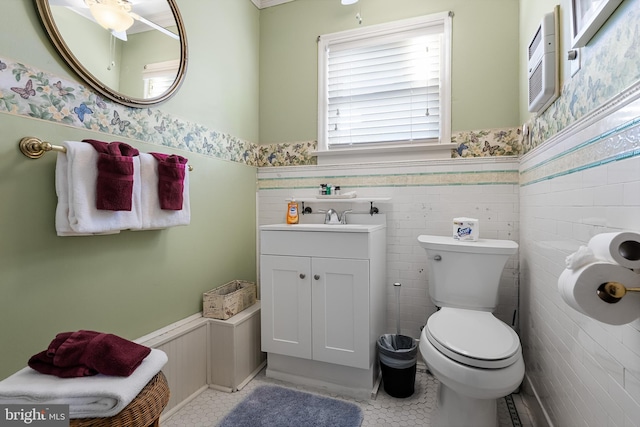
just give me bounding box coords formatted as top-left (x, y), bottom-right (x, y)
top-left (35, 0), bottom-right (187, 107)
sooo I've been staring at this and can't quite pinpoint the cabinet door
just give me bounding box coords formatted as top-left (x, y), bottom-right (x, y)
top-left (311, 257), bottom-right (370, 369)
top-left (260, 255), bottom-right (312, 359)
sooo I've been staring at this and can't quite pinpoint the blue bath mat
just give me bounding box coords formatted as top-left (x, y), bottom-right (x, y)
top-left (217, 385), bottom-right (363, 427)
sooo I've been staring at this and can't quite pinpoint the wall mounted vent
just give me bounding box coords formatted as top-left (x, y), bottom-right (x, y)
top-left (528, 6), bottom-right (559, 114)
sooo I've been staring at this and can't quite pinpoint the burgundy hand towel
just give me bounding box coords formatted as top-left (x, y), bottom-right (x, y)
top-left (28, 330), bottom-right (100, 377)
top-left (150, 152), bottom-right (188, 210)
top-left (46, 331), bottom-right (73, 357)
top-left (50, 330), bottom-right (101, 368)
top-left (28, 330), bottom-right (151, 378)
top-left (83, 139), bottom-right (139, 211)
top-left (79, 332), bottom-right (151, 377)
top-left (28, 351), bottom-right (97, 378)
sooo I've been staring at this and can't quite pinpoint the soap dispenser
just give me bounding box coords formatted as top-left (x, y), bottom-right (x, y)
top-left (286, 200), bottom-right (299, 224)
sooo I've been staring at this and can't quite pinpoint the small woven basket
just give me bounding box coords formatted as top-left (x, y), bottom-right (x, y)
top-left (203, 280), bottom-right (257, 320)
top-left (70, 371), bottom-right (169, 427)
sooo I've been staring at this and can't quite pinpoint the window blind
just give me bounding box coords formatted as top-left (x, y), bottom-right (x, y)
top-left (142, 59), bottom-right (179, 99)
top-left (145, 77), bottom-right (174, 98)
top-left (326, 27), bottom-right (444, 148)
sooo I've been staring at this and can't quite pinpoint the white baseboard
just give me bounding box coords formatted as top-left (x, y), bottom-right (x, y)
top-left (523, 374), bottom-right (554, 427)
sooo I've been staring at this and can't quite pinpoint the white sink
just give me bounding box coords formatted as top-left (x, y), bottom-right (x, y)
top-left (259, 223), bottom-right (385, 233)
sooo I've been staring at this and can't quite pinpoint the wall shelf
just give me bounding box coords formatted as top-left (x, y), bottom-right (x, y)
top-left (287, 197), bottom-right (391, 203)
top-left (287, 197), bottom-right (391, 216)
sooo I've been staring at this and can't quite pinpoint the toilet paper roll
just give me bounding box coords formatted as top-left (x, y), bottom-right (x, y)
top-left (588, 232), bottom-right (640, 269)
top-left (558, 262), bottom-right (640, 325)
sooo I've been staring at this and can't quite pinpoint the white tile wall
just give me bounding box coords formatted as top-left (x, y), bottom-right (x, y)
top-left (519, 96), bottom-right (640, 427)
top-left (257, 93), bottom-right (640, 427)
top-left (257, 97), bottom-right (640, 427)
top-left (257, 158), bottom-right (520, 338)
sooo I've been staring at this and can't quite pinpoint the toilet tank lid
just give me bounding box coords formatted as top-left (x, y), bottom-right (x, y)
top-left (417, 235), bottom-right (518, 255)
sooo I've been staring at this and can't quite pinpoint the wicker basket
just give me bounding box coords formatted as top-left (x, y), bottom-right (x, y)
top-left (70, 371), bottom-right (169, 427)
top-left (203, 280), bottom-right (257, 320)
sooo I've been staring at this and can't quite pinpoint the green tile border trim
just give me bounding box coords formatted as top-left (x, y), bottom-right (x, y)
top-left (520, 117), bottom-right (640, 187)
top-left (258, 170), bottom-right (519, 190)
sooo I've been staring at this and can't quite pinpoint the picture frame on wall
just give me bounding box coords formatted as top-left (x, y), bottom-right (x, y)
top-left (570, 0), bottom-right (624, 48)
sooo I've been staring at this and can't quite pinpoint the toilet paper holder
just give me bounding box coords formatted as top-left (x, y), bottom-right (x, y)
top-left (597, 281), bottom-right (640, 304)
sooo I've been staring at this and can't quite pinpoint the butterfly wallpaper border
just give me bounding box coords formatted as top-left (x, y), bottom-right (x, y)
top-left (0, 56), bottom-right (524, 168)
top-left (0, 58), bottom-right (259, 166)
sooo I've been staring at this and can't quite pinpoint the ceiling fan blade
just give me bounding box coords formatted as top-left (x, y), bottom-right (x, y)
top-left (111, 30), bottom-right (128, 41)
top-left (48, 0), bottom-right (76, 6)
top-left (130, 12), bottom-right (179, 40)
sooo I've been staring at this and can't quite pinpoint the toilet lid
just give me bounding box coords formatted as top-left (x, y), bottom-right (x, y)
top-left (426, 307), bottom-right (521, 369)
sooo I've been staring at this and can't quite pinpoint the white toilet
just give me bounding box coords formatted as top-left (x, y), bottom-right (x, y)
top-left (417, 235), bottom-right (524, 427)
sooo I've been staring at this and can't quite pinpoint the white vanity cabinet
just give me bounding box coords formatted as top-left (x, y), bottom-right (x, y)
top-left (259, 222), bottom-right (386, 398)
top-left (260, 254), bottom-right (370, 368)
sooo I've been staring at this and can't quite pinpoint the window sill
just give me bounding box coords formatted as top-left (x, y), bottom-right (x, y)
top-left (312, 143), bottom-right (457, 165)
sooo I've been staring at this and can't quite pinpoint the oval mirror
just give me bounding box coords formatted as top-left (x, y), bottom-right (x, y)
top-left (34, 0), bottom-right (188, 108)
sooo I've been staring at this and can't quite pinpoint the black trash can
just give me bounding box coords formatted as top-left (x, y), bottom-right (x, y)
top-left (377, 333), bottom-right (418, 398)
top-left (377, 282), bottom-right (418, 398)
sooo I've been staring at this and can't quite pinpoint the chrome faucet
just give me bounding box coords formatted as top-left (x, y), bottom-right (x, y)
top-left (339, 209), bottom-right (352, 224)
top-left (323, 209), bottom-right (340, 224)
top-left (319, 209), bottom-right (352, 224)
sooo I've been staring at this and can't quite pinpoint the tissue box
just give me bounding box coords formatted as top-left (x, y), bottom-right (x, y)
top-left (453, 217), bottom-right (479, 241)
top-left (203, 280), bottom-right (257, 320)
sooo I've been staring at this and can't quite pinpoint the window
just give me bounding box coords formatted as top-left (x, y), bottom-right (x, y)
top-left (142, 59), bottom-right (180, 99)
top-left (317, 12), bottom-right (452, 161)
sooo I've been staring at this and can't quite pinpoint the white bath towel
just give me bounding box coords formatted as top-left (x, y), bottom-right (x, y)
top-left (137, 152), bottom-right (191, 230)
top-left (55, 147), bottom-right (119, 236)
top-left (55, 141), bottom-right (142, 235)
top-left (0, 349), bottom-right (167, 419)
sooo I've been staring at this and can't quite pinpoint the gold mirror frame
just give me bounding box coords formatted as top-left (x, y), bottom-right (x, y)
top-left (33, 0), bottom-right (188, 108)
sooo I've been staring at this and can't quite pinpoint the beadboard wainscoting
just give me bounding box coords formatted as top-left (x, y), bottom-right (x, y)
top-left (257, 158), bottom-right (521, 338)
top-left (136, 315), bottom-right (209, 418)
top-left (135, 307), bottom-right (266, 421)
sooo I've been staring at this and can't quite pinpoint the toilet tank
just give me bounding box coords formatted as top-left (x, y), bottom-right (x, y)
top-left (417, 235), bottom-right (518, 310)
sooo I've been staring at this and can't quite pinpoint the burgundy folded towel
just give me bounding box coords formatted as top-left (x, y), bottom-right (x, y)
top-left (28, 351), bottom-right (96, 378)
top-left (150, 152), bottom-right (188, 210)
top-left (28, 330), bottom-right (151, 378)
top-left (83, 139), bottom-right (139, 211)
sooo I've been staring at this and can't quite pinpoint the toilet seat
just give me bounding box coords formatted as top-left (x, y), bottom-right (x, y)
top-left (426, 307), bottom-right (520, 369)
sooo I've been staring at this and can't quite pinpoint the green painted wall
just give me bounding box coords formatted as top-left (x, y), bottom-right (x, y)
top-left (0, 0), bottom-right (259, 380)
top-left (173, 0), bottom-right (260, 143)
top-left (258, 0), bottom-right (520, 144)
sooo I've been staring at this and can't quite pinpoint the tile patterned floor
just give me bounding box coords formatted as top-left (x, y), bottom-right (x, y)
top-left (163, 367), bottom-right (535, 427)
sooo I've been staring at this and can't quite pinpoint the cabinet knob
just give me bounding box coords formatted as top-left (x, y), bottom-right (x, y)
top-left (314, 274), bottom-right (320, 280)
top-left (299, 273), bottom-right (306, 279)
top-left (433, 255), bottom-right (442, 261)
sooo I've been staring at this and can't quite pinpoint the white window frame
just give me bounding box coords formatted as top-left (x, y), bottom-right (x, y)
top-left (142, 59), bottom-right (180, 99)
top-left (316, 12), bottom-right (453, 164)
